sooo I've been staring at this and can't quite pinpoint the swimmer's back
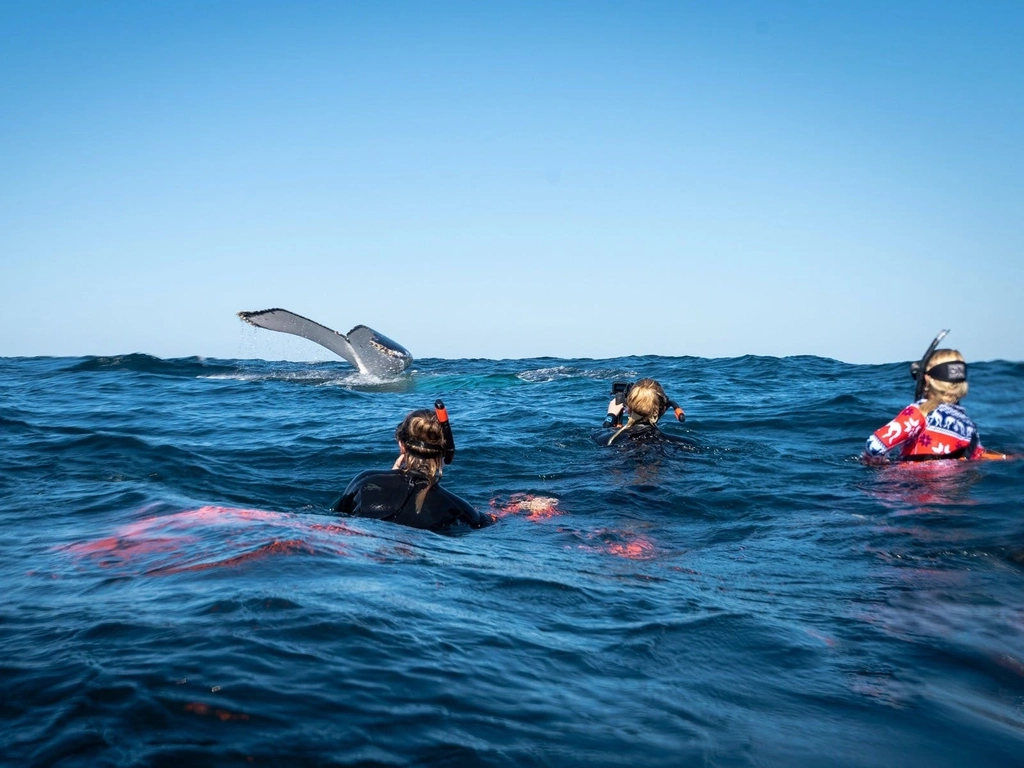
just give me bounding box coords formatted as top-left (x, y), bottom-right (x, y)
top-left (332, 469), bottom-right (490, 531)
top-left (593, 423), bottom-right (694, 448)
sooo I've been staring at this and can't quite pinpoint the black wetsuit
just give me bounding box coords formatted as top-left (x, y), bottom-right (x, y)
top-left (332, 470), bottom-right (490, 531)
top-left (593, 423), bottom-right (695, 448)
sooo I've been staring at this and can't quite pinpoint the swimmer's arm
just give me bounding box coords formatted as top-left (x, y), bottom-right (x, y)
top-left (332, 490), bottom-right (355, 513)
top-left (603, 396), bottom-right (625, 428)
top-left (331, 470), bottom-right (373, 513)
top-left (863, 435), bottom-right (890, 463)
top-left (864, 404), bottom-right (925, 462)
top-left (861, 444), bottom-right (890, 465)
top-left (459, 498), bottom-right (492, 528)
top-left (975, 446), bottom-right (1012, 460)
top-left (443, 488), bottom-right (491, 528)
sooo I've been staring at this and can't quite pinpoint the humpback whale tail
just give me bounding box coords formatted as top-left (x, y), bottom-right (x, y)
top-left (238, 308), bottom-right (413, 376)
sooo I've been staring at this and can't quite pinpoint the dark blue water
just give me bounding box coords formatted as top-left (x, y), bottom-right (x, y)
top-left (2, 354), bottom-right (1023, 767)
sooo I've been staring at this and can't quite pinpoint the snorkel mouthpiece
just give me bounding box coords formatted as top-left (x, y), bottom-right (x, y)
top-left (434, 399), bottom-right (456, 465)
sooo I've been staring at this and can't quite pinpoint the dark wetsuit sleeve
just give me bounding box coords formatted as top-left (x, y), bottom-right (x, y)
top-left (449, 490), bottom-right (491, 529)
top-left (331, 471), bottom-right (369, 514)
top-left (332, 470), bottom-right (416, 518)
top-left (603, 395), bottom-right (625, 428)
top-left (426, 485), bottom-right (490, 529)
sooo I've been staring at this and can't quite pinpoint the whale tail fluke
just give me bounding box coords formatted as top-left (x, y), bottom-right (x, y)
top-left (238, 308), bottom-right (412, 376)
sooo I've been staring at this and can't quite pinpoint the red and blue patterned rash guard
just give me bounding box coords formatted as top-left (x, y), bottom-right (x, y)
top-left (865, 401), bottom-right (984, 462)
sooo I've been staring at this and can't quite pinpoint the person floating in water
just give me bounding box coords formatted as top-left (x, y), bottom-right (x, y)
top-left (595, 378), bottom-right (690, 447)
top-left (864, 331), bottom-right (1009, 463)
top-left (333, 402), bottom-right (491, 530)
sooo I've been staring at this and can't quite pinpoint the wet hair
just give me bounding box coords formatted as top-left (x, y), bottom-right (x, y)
top-left (625, 379), bottom-right (668, 422)
top-left (394, 409), bottom-right (448, 509)
top-left (608, 378), bottom-right (668, 444)
top-left (919, 349), bottom-right (968, 415)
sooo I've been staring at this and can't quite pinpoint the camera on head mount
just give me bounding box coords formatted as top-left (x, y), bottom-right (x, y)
top-left (610, 381), bottom-right (633, 406)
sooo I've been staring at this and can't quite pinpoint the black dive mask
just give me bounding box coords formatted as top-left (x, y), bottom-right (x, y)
top-left (924, 360), bottom-right (968, 383)
top-left (909, 329), bottom-right (952, 401)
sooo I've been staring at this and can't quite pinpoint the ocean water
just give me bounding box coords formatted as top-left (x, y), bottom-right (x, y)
top-left (1, 353), bottom-right (1023, 767)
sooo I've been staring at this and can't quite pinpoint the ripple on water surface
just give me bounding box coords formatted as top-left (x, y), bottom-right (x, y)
top-left (0, 355), bottom-right (1022, 766)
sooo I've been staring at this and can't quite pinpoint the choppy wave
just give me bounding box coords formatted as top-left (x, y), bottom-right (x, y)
top-left (1, 354), bottom-right (1022, 766)
top-left (66, 353), bottom-right (238, 377)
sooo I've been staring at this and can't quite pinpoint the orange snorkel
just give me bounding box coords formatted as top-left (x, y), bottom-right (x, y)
top-left (666, 398), bottom-right (685, 422)
top-left (434, 399), bottom-right (456, 465)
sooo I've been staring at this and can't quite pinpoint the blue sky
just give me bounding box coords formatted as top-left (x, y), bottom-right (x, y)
top-left (1, 1), bottom-right (1021, 363)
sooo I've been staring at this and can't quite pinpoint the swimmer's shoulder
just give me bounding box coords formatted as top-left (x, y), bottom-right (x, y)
top-left (428, 484), bottom-right (491, 529)
top-left (334, 469), bottom-right (414, 514)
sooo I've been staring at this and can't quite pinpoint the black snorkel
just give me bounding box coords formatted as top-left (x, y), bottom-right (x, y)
top-left (910, 329), bottom-right (949, 402)
top-left (434, 400), bottom-right (455, 465)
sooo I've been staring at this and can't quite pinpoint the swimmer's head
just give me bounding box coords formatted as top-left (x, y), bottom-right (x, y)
top-left (624, 378), bottom-right (668, 425)
top-left (920, 349), bottom-right (968, 408)
top-left (395, 409), bottom-right (446, 458)
top-left (395, 409), bottom-right (447, 479)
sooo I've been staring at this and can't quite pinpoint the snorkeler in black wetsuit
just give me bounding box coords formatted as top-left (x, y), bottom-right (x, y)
top-left (594, 378), bottom-right (692, 448)
top-left (332, 403), bottom-right (490, 531)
